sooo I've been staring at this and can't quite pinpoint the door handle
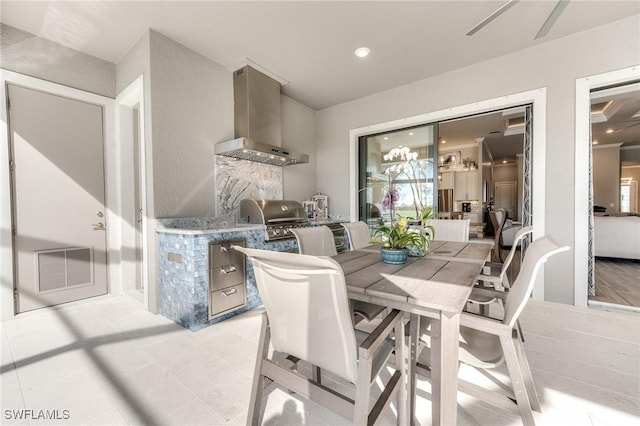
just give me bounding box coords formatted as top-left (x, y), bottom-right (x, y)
top-left (221, 266), bottom-right (237, 274)
top-left (92, 222), bottom-right (105, 230)
top-left (222, 288), bottom-right (237, 296)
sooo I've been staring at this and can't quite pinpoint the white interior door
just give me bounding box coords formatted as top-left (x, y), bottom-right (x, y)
top-left (8, 84), bottom-right (108, 313)
top-left (495, 181), bottom-right (517, 220)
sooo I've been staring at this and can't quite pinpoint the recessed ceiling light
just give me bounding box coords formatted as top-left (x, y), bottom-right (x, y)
top-left (409, 132), bottom-right (414, 136)
top-left (354, 47), bottom-right (370, 58)
top-left (503, 160), bottom-right (507, 164)
top-left (593, 140), bottom-right (599, 145)
top-left (606, 128), bottom-right (614, 134)
top-left (441, 140), bottom-right (446, 144)
top-left (383, 136), bottom-right (388, 140)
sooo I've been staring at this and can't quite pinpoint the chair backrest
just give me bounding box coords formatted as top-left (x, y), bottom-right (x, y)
top-left (502, 236), bottom-right (569, 328)
top-left (341, 221), bottom-right (371, 250)
top-left (291, 226), bottom-right (337, 256)
top-left (489, 210), bottom-right (506, 230)
top-left (499, 226), bottom-right (534, 281)
top-left (490, 209), bottom-right (507, 248)
top-left (233, 246), bottom-right (359, 383)
top-left (426, 219), bottom-right (470, 242)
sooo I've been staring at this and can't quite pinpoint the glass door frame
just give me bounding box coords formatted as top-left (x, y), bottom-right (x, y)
top-left (575, 66), bottom-right (639, 308)
top-left (348, 88), bottom-right (548, 299)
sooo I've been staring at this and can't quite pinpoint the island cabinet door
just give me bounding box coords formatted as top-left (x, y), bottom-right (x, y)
top-left (208, 240), bottom-right (246, 319)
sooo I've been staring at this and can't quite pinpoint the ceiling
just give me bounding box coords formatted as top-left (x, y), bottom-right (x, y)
top-left (591, 83), bottom-right (640, 150)
top-left (1, 1), bottom-right (639, 110)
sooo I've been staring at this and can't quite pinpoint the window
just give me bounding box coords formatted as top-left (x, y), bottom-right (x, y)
top-left (358, 124), bottom-right (437, 225)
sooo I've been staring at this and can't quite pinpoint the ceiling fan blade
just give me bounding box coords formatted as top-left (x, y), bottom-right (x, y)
top-left (535, 0), bottom-right (570, 40)
top-left (466, 0), bottom-right (520, 36)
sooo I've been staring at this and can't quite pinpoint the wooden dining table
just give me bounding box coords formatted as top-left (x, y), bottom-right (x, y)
top-left (333, 240), bottom-right (493, 426)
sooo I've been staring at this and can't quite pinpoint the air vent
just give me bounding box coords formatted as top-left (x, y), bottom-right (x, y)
top-left (37, 247), bottom-right (93, 293)
top-left (504, 117), bottom-right (525, 136)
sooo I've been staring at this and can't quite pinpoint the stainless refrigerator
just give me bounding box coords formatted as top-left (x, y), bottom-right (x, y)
top-left (438, 189), bottom-right (453, 213)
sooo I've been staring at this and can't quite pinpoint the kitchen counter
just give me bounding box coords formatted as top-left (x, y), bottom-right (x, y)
top-left (156, 218), bottom-right (297, 331)
top-left (156, 216), bottom-right (350, 331)
top-left (156, 217), bottom-right (264, 235)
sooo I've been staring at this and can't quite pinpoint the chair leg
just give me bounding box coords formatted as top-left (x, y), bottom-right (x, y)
top-left (353, 349), bottom-right (373, 425)
top-left (514, 332), bottom-right (541, 412)
top-left (394, 316), bottom-right (408, 425)
top-left (499, 335), bottom-right (535, 426)
top-left (247, 313), bottom-right (270, 426)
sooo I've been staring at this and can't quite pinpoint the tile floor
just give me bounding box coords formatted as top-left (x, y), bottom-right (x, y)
top-left (1, 295), bottom-right (639, 425)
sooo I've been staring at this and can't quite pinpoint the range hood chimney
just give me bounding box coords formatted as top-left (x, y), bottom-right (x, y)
top-left (215, 66), bottom-right (309, 166)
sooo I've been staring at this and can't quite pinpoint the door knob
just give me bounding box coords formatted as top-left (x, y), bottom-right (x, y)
top-left (92, 222), bottom-right (105, 230)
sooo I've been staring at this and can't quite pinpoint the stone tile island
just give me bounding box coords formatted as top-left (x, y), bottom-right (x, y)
top-left (156, 217), bottom-right (298, 331)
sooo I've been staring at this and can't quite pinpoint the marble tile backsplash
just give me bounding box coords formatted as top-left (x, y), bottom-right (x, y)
top-left (215, 156), bottom-right (283, 221)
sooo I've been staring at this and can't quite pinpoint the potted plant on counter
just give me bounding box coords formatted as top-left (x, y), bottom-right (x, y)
top-left (372, 217), bottom-right (432, 264)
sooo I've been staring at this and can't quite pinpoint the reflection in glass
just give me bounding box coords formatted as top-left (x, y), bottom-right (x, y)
top-left (358, 125), bottom-right (436, 226)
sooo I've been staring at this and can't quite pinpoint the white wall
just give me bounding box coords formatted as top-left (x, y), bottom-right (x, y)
top-left (316, 15), bottom-right (640, 304)
top-left (593, 145), bottom-right (621, 212)
top-left (282, 95), bottom-right (317, 202)
top-left (148, 30), bottom-right (233, 218)
top-left (493, 163), bottom-right (518, 183)
top-left (0, 23), bottom-right (115, 97)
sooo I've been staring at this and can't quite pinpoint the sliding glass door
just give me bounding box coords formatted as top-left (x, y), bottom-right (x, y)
top-left (358, 124), bottom-right (437, 226)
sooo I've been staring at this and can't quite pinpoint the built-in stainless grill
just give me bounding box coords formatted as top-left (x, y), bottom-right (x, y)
top-left (240, 199), bottom-right (310, 241)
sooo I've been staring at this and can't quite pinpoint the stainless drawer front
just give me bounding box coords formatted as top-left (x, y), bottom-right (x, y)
top-left (210, 240), bottom-right (245, 268)
top-left (209, 264), bottom-right (244, 291)
top-left (210, 284), bottom-right (246, 317)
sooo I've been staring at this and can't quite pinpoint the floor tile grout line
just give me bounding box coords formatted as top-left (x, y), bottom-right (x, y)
top-left (1, 322), bottom-right (29, 417)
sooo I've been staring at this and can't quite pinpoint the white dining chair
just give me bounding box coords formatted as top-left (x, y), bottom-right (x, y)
top-left (473, 226), bottom-right (534, 292)
top-left (416, 236), bottom-right (569, 426)
top-left (341, 222), bottom-right (387, 322)
top-left (469, 226), bottom-right (534, 339)
top-left (425, 218), bottom-right (470, 242)
top-left (341, 221), bottom-right (372, 250)
top-left (294, 224), bottom-right (385, 323)
top-left (291, 225), bottom-right (337, 256)
top-left (233, 246), bottom-right (407, 425)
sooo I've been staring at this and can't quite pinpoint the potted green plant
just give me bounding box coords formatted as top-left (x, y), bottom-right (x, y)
top-left (407, 207), bottom-right (436, 257)
top-left (372, 216), bottom-right (433, 264)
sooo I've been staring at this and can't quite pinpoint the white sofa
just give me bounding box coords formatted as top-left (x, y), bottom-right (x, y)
top-left (594, 215), bottom-right (640, 260)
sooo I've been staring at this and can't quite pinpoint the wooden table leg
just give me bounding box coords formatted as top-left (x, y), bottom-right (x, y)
top-left (408, 313), bottom-right (419, 426)
top-left (431, 311), bottom-right (460, 426)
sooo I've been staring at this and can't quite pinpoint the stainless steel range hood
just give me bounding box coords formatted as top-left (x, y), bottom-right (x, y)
top-left (215, 66), bottom-right (309, 166)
